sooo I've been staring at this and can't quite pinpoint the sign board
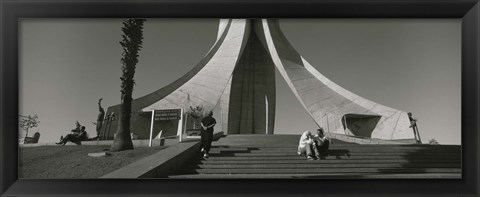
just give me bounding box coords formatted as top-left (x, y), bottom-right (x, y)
top-left (149, 109), bottom-right (184, 147)
top-left (154, 109), bottom-right (181, 121)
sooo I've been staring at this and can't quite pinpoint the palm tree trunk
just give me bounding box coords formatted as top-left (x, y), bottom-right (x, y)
top-left (110, 19), bottom-right (146, 152)
top-left (24, 128), bottom-right (29, 142)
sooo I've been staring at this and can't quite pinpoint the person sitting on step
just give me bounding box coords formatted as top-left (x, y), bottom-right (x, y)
top-left (313, 127), bottom-right (330, 159)
top-left (297, 130), bottom-right (321, 160)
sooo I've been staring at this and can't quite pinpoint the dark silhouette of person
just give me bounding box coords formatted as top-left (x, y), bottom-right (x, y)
top-left (24, 132), bottom-right (40, 144)
top-left (408, 112), bottom-right (422, 144)
top-left (56, 126), bottom-right (88, 146)
top-left (96, 98), bottom-right (105, 137)
top-left (313, 127), bottom-right (330, 159)
top-left (200, 111), bottom-right (216, 158)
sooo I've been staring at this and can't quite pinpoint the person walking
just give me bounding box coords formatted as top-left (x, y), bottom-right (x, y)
top-left (200, 111), bottom-right (216, 158)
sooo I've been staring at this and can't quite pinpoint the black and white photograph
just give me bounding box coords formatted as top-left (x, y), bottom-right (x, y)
top-left (17, 18), bottom-right (462, 179)
top-left (3, 0), bottom-right (480, 196)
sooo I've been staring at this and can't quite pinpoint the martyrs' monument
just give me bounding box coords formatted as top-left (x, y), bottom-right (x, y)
top-left (100, 19), bottom-right (416, 142)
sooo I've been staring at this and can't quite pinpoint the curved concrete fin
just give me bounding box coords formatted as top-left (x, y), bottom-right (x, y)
top-left (255, 19), bottom-right (414, 140)
top-left (103, 19), bottom-right (250, 138)
top-left (103, 19), bottom-right (415, 141)
top-left (141, 19), bottom-right (250, 113)
top-left (223, 22), bottom-right (276, 135)
top-left (107, 20), bottom-right (234, 113)
top-left (219, 77), bottom-right (233, 132)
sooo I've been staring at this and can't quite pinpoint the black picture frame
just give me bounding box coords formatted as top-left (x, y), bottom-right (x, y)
top-left (1, 0), bottom-right (478, 196)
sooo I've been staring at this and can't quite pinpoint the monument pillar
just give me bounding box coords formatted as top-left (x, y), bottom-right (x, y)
top-left (102, 19), bottom-right (416, 142)
top-left (221, 25), bottom-right (276, 134)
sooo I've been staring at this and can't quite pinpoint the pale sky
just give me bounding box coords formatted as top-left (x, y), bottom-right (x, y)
top-left (19, 19), bottom-right (461, 144)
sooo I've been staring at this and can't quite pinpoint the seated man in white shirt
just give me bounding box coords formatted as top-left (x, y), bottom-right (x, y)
top-left (297, 130), bottom-right (321, 160)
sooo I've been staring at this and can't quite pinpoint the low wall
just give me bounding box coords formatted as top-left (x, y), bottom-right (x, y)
top-left (19, 136), bottom-right (181, 148)
top-left (101, 131), bottom-right (224, 178)
top-left (326, 132), bottom-right (417, 144)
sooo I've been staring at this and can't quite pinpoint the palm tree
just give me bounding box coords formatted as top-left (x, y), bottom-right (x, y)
top-left (188, 105), bottom-right (204, 130)
top-left (110, 19), bottom-right (146, 152)
top-left (18, 114), bottom-right (40, 143)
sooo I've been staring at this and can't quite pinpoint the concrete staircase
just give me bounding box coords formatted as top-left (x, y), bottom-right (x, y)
top-left (169, 135), bottom-right (461, 178)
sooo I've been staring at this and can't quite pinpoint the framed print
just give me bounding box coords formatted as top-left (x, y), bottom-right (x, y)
top-left (1, 0), bottom-right (479, 196)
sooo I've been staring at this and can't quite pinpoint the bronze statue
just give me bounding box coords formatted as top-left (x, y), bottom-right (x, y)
top-left (408, 112), bottom-right (422, 144)
top-left (96, 98), bottom-right (105, 137)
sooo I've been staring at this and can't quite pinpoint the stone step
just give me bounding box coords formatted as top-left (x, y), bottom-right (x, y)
top-left (197, 159), bottom-right (461, 164)
top-left (188, 163), bottom-right (461, 169)
top-left (212, 141), bottom-right (352, 147)
top-left (207, 152), bottom-right (461, 157)
top-left (169, 173), bottom-right (461, 179)
top-left (203, 155), bottom-right (461, 160)
top-left (212, 145), bottom-right (461, 149)
top-left (210, 145), bottom-right (461, 150)
top-left (208, 149), bottom-right (461, 154)
top-left (169, 135), bottom-right (461, 178)
top-left (211, 145), bottom-right (461, 148)
top-left (209, 146), bottom-right (461, 150)
top-left (188, 168), bottom-right (461, 174)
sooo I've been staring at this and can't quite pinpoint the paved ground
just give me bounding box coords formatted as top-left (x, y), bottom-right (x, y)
top-left (19, 145), bottom-right (165, 179)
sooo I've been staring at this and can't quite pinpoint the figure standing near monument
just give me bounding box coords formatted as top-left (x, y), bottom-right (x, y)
top-left (56, 125), bottom-right (88, 146)
top-left (313, 128), bottom-right (330, 159)
top-left (297, 130), bottom-right (320, 160)
top-left (408, 112), bottom-right (422, 144)
top-left (96, 98), bottom-right (105, 138)
top-left (200, 111), bottom-right (216, 158)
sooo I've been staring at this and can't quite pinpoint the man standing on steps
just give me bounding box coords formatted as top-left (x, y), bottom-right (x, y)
top-left (200, 111), bottom-right (216, 158)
